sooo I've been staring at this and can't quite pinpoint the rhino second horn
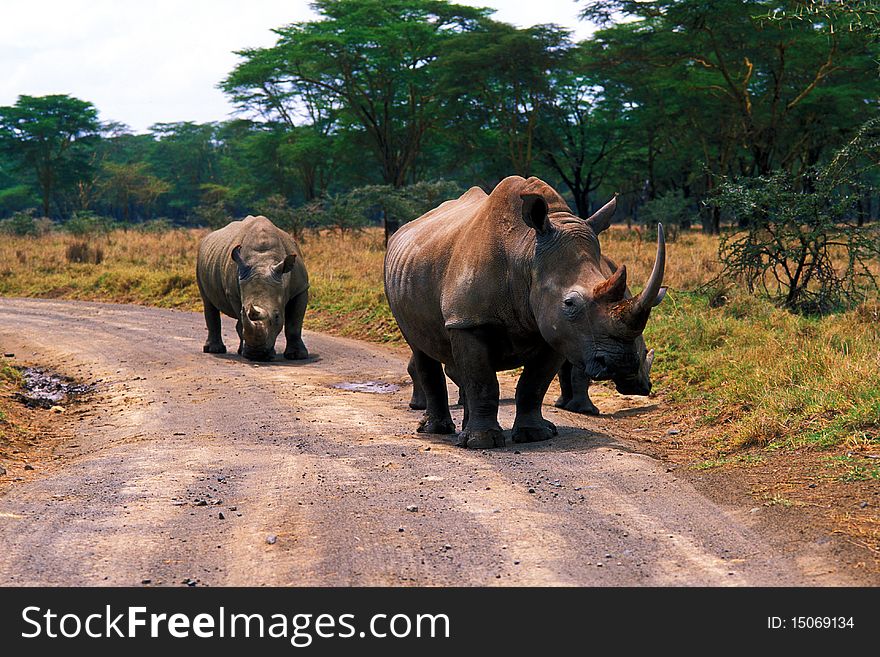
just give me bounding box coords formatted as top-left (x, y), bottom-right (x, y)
top-left (247, 304), bottom-right (265, 321)
top-left (633, 223), bottom-right (666, 316)
top-left (646, 348), bottom-right (655, 374)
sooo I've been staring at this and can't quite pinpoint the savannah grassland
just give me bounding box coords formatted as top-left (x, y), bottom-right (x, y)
top-left (1, 225), bottom-right (879, 556)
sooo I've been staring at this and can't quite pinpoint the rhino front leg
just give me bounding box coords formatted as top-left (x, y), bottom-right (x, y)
top-left (564, 363), bottom-right (599, 416)
top-left (201, 298), bottom-right (226, 354)
top-left (235, 318), bottom-right (244, 355)
top-left (412, 349), bottom-right (455, 435)
top-left (283, 289), bottom-right (309, 360)
top-left (513, 346), bottom-right (565, 444)
top-left (449, 328), bottom-right (504, 449)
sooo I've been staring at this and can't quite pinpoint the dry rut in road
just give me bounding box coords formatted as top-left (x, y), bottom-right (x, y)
top-left (0, 298), bottom-right (863, 586)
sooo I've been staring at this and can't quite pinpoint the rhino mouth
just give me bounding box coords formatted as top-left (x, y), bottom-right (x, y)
top-left (584, 357), bottom-right (652, 396)
top-left (614, 379), bottom-right (651, 396)
top-left (241, 345), bottom-right (276, 362)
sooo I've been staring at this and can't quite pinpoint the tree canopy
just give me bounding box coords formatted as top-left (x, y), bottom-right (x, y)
top-left (0, 94), bottom-right (101, 217)
top-left (0, 0), bottom-right (876, 236)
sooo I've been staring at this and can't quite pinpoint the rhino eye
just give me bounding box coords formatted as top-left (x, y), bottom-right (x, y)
top-left (562, 292), bottom-right (584, 317)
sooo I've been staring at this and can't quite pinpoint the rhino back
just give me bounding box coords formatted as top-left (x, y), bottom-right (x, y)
top-left (385, 176), bottom-right (562, 361)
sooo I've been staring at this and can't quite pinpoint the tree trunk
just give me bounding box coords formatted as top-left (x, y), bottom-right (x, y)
top-left (701, 204), bottom-right (720, 235)
top-left (382, 210), bottom-right (400, 247)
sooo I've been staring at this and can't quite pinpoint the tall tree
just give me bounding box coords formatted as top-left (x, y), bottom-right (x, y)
top-left (535, 44), bottom-right (629, 217)
top-left (581, 0), bottom-right (880, 230)
top-left (439, 22), bottom-right (573, 178)
top-left (147, 122), bottom-right (222, 220)
top-left (222, 0), bottom-right (489, 187)
top-left (0, 94), bottom-right (100, 218)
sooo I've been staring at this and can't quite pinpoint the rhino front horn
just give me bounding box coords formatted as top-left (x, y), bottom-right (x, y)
top-left (633, 223), bottom-right (666, 316)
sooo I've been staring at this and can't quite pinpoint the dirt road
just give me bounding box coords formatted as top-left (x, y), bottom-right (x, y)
top-left (0, 298), bottom-right (863, 585)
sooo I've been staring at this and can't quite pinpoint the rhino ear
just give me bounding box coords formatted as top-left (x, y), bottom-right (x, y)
top-left (520, 193), bottom-right (550, 234)
top-left (231, 245), bottom-right (251, 279)
top-left (593, 265), bottom-right (627, 303)
top-left (586, 195), bottom-right (617, 234)
top-left (272, 254), bottom-right (297, 279)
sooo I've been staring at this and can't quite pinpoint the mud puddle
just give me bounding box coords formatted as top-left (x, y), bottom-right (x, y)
top-left (13, 367), bottom-right (94, 409)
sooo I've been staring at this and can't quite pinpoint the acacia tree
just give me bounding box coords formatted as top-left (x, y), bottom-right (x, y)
top-left (222, 0), bottom-right (489, 188)
top-left (0, 94), bottom-right (101, 218)
top-left (97, 161), bottom-right (170, 222)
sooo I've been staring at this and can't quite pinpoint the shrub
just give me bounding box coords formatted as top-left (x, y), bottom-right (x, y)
top-left (33, 217), bottom-right (54, 235)
top-left (305, 180), bottom-right (463, 241)
top-left (256, 195), bottom-right (305, 241)
top-left (64, 211), bottom-right (114, 237)
top-left (639, 189), bottom-right (693, 241)
top-left (0, 209), bottom-right (40, 236)
top-left (65, 241), bottom-right (104, 264)
top-left (193, 202), bottom-right (232, 229)
top-left (714, 117), bottom-right (880, 314)
top-left (136, 218), bottom-right (174, 233)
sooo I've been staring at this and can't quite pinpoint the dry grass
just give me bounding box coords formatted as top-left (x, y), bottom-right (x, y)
top-left (0, 229), bottom-right (202, 308)
top-left (299, 230), bottom-right (400, 342)
top-left (0, 224), bottom-right (877, 453)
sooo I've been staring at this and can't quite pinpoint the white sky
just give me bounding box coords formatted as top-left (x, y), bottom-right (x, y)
top-left (0, 0), bottom-right (594, 134)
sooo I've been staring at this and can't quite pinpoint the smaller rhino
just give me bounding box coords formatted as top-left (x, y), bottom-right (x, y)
top-left (196, 215), bottom-right (309, 361)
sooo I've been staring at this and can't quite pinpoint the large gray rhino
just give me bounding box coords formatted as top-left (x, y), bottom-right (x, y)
top-left (407, 252), bottom-right (658, 416)
top-left (384, 176), bottom-right (666, 449)
top-left (196, 215), bottom-right (309, 361)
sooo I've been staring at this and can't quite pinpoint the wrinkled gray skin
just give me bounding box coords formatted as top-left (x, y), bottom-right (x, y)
top-left (196, 215), bottom-right (309, 362)
top-left (385, 176), bottom-right (666, 449)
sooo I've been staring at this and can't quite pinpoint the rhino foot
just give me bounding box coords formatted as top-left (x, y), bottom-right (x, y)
top-left (512, 421), bottom-right (557, 444)
top-left (409, 396), bottom-right (427, 411)
top-left (203, 342), bottom-right (227, 354)
top-left (564, 399), bottom-right (600, 416)
top-left (283, 348), bottom-right (309, 360)
top-left (417, 415), bottom-right (455, 434)
top-left (553, 395), bottom-right (571, 409)
top-left (455, 428), bottom-right (505, 449)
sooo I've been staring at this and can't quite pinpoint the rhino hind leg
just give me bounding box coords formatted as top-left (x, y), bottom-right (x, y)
top-left (201, 299), bottom-right (226, 354)
top-left (283, 290), bottom-right (309, 360)
top-left (563, 363), bottom-right (600, 416)
top-left (412, 349), bottom-right (455, 434)
top-left (512, 346), bottom-right (565, 444)
top-left (553, 360), bottom-right (575, 408)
